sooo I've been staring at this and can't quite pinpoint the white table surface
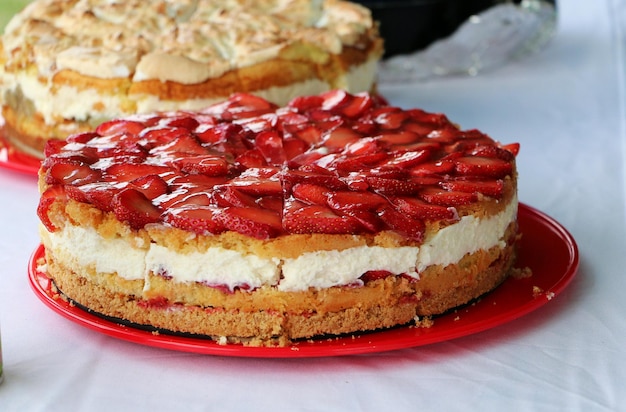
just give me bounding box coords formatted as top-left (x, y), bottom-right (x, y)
top-left (1, 1), bottom-right (625, 410)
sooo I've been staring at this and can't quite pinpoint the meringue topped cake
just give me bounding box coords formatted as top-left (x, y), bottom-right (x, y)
top-left (37, 90), bottom-right (519, 346)
top-left (0, 0), bottom-right (383, 158)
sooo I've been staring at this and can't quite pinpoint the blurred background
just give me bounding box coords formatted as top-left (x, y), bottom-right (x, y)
top-left (0, 0), bottom-right (29, 30)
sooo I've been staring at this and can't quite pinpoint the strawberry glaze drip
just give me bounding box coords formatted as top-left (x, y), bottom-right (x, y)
top-left (39, 90), bottom-right (519, 241)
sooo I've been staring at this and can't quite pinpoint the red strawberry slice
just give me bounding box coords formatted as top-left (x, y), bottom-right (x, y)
top-left (331, 152), bottom-right (388, 173)
top-left (129, 174), bottom-right (170, 200)
top-left (342, 137), bottom-right (380, 156)
top-left (228, 168), bottom-right (282, 196)
top-left (281, 169), bottom-right (348, 191)
top-left (44, 139), bottom-right (70, 158)
top-left (229, 93), bottom-right (276, 112)
top-left (500, 142), bottom-right (520, 157)
top-left (214, 207), bottom-right (283, 239)
top-left (340, 92), bottom-right (374, 118)
top-left (289, 95), bottom-right (325, 112)
top-left (66, 132), bottom-right (100, 145)
top-left (375, 109), bottom-right (409, 130)
top-left (383, 149), bottom-right (431, 169)
top-left (425, 126), bottom-right (462, 144)
top-left (410, 159), bottom-right (455, 176)
top-left (255, 130), bottom-right (287, 166)
top-left (151, 134), bottom-right (208, 156)
top-left (419, 187), bottom-right (477, 206)
top-left (376, 130), bottom-right (420, 146)
top-left (282, 200), bottom-right (362, 234)
top-left (256, 196), bottom-right (284, 213)
top-left (366, 167), bottom-right (410, 180)
top-left (320, 89), bottom-right (352, 112)
top-left (164, 206), bottom-right (225, 235)
top-left (105, 163), bottom-right (170, 182)
top-left (377, 205), bottom-right (425, 242)
top-left (352, 119), bottom-right (377, 136)
top-left (389, 196), bottom-right (458, 221)
top-left (323, 127), bottom-right (362, 149)
top-left (220, 94), bottom-right (277, 120)
top-left (96, 142), bottom-right (148, 163)
top-left (195, 123), bottom-right (245, 145)
top-left (174, 155), bottom-right (230, 176)
top-left (360, 270), bottom-right (394, 282)
top-left (230, 177), bottom-right (282, 197)
top-left (74, 182), bottom-right (119, 212)
top-left (341, 209), bottom-right (383, 232)
top-left (236, 149), bottom-right (268, 168)
top-left (112, 188), bottom-right (163, 230)
top-left (160, 115), bottom-right (199, 130)
top-left (440, 178), bottom-right (504, 198)
top-left (45, 160), bottom-right (100, 186)
top-left (287, 149), bottom-right (328, 168)
top-left (37, 186), bottom-right (67, 232)
top-left (454, 156), bottom-right (513, 178)
top-left (139, 125), bottom-right (190, 148)
top-left (406, 109), bottom-right (449, 127)
top-left (213, 186), bottom-right (257, 208)
top-left (365, 176), bottom-right (422, 195)
top-left (292, 124), bottom-right (323, 145)
top-left (327, 191), bottom-right (387, 211)
top-left (292, 183), bottom-right (329, 205)
top-left (464, 144), bottom-right (515, 162)
top-left (161, 190), bottom-right (213, 210)
top-left (282, 138), bottom-right (308, 160)
top-left (388, 140), bottom-right (441, 154)
top-left (96, 119), bottom-right (145, 136)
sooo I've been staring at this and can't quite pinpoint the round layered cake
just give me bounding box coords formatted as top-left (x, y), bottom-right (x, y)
top-left (0, 0), bottom-right (382, 158)
top-left (37, 90), bottom-right (519, 346)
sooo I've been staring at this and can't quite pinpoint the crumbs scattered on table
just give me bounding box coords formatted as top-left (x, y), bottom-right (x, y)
top-left (413, 316), bottom-right (434, 328)
top-left (511, 266), bottom-right (533, 279)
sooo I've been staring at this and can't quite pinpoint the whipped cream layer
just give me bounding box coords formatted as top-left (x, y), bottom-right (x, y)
top-left (42, 197), bottom-right (517, 293)
top-left (1, 58), bottom-right (377, 128)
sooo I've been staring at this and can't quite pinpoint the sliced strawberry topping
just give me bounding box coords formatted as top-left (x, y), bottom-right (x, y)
top-left (214, 207), bottom-right (283, 239)
top-left (365, 176), bottom-right (422, 195)
top-left (105, 163), bottom-right (170, 182)
top-left (40, 91), bottom-right (518, 240)
top-left (441, 178), bottom-right (504, 198)
top-left (454, 156), bottom-right (513, 178)
top-left (96, 119), bottom-right (145, 136)
top-left (323, 127), bottom-right (362, 149)
top-left (111, 188), bottom-right (163, 229)
top-left (37, 186), bottom-right (67, 232)
top-left (129, 174), bottom-right (170, 201)
top-left (289, 95), bottom-right (324, 112)
top-left (377, 205), bottom-right (425, 242)
top-left (419, 187), bottom-right (477, 206)
top-left (45, 160), bottom-right (101, 186)
top-left (389, 196), bottom-right (458, 221)
top-left (255, 130), bottom-right (287, 165)
top-left (164, 206), bottom-right (225, 235)
top-left (327, 191), bottom-right (388, 212)
top-left (173, 155), bottom-right (230, 176)
top-left (360, 270), bottom-right (394, 282)
top-left (292, 183), bottom-right (329, 205)
top-left (282, 200), bottom-right (362, 234)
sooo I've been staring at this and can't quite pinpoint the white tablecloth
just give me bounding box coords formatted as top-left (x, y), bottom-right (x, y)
top-left (1, 1), bottom-right (625, 410)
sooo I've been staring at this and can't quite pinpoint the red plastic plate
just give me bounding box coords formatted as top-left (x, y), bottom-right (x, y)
top-left (0, 130), bottom-right (41, 176)
top-left (28, 203), bottom-right (578, 357)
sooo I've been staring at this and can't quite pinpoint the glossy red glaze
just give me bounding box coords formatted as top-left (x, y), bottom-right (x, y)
top-left (38, 91), bottom-right (518, 238)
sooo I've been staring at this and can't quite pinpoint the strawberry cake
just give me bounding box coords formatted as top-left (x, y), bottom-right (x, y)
top-left (37, 90), bottom-right (519, 346)
top-left (0, 0), bottom-right (382, 158)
